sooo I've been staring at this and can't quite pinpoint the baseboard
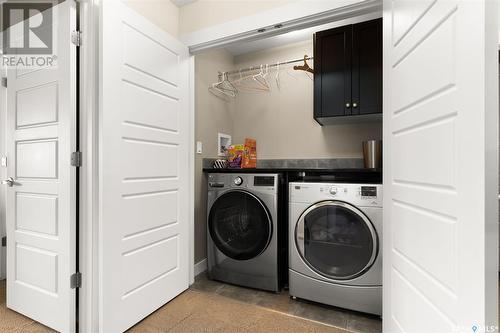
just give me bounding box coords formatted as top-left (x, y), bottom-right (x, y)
top-left (194, 258), bottom-right (207, 277)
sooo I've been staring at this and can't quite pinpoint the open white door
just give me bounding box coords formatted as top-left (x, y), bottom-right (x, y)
top-left (0, 51), bottom-right (6, 281)
top-left (99, 0), bottom-right (190, 331)
top-left (4, 1), bottom-right (77, 332)
top-left (384, 1), bottom-right (498, 332)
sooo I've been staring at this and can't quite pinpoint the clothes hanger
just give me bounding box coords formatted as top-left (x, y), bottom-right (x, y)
top-left (209, 82), bottom-right (235, 99)
top-left (293, 55), bottom-right (314, 74)
top-left (209, 72), bottom-right (237, 97)
top-left (235, 66), bottom-right (270, 92)
top-left (275, 62), bottom-right (281, 90)
top-left (219, 72), bottom-right (238, 94)
top-left (252, 65), bottom-right (270, 91)
top-left (263, 64), bottom-right (269, 80)
top-left (208, 86), bottom-right (232, 101)
top-left (209, 72), bottom-right (237, 98)
top-left (234, 68), bottom-right (255, 87)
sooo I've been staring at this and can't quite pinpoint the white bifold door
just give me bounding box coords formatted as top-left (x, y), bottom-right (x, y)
top-left (5, 1), bottom-right (77, 332)
top-left (384, 1), bottom-right (498, 332)
top-left (99, 0), bottom-right (190, 332)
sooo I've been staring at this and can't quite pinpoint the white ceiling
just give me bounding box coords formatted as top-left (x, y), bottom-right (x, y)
top-left (170, 0), bottom-right (197, 7)
top-left (224, 12), bottom-right (382, 56)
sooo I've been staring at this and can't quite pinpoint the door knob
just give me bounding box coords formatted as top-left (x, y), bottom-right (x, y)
top-left (345, 103), bottom-right (351, 108)
top-left (1, 177), bottom-right (15, 187)
top-left (352, 102), bottom-right (358, 108)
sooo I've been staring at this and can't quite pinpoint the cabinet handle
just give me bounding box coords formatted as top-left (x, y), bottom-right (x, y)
top-left (353, 102), bottom-right (358, 108)
top-left (345, 103), bottom-right (351, 108)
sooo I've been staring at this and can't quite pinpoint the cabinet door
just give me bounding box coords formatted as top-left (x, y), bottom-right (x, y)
top-left (314, 25), bottom-right (352, 118)
top-left (352, 18), bottom-right (382, 115)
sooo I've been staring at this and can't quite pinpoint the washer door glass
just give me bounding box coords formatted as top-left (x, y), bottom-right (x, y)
top-left (209, 190), bottom-right (272, 261)
top-left (296, 201), bottom-right (377, 280)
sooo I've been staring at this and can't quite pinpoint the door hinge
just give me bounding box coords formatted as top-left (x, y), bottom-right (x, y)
top-left (71, 151), bottom-right (82, 167)
top-left (71, 30), bottom-right (82, 46)
top-left (70, 272), bottom-right (82, 289)
top-left (1, 77), bottom-right (6, 88)
top-left (1, 236), bottom-right (6, 247)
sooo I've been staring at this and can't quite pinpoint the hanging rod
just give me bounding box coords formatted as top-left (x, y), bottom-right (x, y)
top-left (219, 55), bottom-right (313, 78)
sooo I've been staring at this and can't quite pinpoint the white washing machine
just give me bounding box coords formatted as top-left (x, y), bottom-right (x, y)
top-left (289, 182), bottom-right (382, 315)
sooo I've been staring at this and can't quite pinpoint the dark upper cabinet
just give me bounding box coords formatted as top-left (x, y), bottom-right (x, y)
top-left (314, 18), bottom-right (382, 125)
top-left (314, 24), bottom-right (352, 118)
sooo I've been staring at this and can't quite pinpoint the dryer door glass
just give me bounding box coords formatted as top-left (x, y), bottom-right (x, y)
top-left (296, 201), bottom-right (377, 280)
top-left (209, 190), bottom-right (272, 261)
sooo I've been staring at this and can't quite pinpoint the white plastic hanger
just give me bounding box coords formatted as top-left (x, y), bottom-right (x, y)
top-left (275, 62), bottom-right (281, 90)
top-left (209, 72), bottom-right (237, 98)
top-left (252, 65), bottom-right (270, 91)
top-left (235, 66), bottom-right (270, 92)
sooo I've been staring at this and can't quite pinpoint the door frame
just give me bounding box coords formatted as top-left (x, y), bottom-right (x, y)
top-left (0, 52), bottom-right (5, 281)
top-left (78, 1), bottom-right (99, 332)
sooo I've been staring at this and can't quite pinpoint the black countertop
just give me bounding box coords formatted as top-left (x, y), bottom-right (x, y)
top-left (203, 167), bottom-right (382, 183)
top-left (202, 167), bottom-right (381, 173)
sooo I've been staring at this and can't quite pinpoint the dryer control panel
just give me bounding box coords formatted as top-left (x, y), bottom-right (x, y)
top-left (289, 182), bottom-right (382, 207)
top-left (207, 173), bottom-right (279, 194)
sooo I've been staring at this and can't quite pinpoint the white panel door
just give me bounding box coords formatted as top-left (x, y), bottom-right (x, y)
top-left (0, 51), bottom-right (6, 281)
top-left (4, 1), bottom-right (77, 332)
top-left (384, 1), bottom-right (498, 332)
top-left (99, 1), bottom-right (190, 331)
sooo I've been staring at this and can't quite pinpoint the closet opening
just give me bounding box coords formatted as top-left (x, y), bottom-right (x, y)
top-left (192, 9), bottom-right (383, 333)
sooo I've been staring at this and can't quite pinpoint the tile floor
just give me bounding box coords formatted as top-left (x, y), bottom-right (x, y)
top-left (184, 273), bottom-right (382, 333)
top-left (129, 287), bottom-right (350, 333)
top-left (0, 275), bottom-right (380, 333)
top-left (9, 274), bottom-right (500, 332)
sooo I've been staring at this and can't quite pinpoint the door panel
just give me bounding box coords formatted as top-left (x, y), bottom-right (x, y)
top-left (5, 1), bottom-right (77, 332)
top-left (0, 55), bottom-right (5, 281)
top-left (100, 1), bottom-right (190, 331)
top-left (314, 25), bottom-right (352, 118)
top-left (352, 18), bottom-right (382, 115)
top-left (383, 1), bottom-right (498, 331)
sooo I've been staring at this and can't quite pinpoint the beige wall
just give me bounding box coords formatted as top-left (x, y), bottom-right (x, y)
top-left (123, 0), bottom-right (180, 37)
top-left (179, 0), bottom-right (298, 35)
top-left (194, 49), bottom-right (235, 263)
top-left (232, 41), bottom-right (383, 158)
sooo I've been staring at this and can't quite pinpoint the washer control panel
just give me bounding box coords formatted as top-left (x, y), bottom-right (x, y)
top-left (290, 182), bottom-right (382, 207)
top-left (207, 173), bottom-right (278, 193)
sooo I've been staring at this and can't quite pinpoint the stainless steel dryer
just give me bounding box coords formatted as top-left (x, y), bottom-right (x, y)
top-left (289, 182), bottom-right (383, 315)
top-left (207, 173), bottom-right (281, 292)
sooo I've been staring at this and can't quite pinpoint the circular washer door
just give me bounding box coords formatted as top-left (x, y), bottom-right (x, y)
top-left (209, 190), bottom-right (272, 261)
top-left (295, 200), bottom-right (378, 280)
